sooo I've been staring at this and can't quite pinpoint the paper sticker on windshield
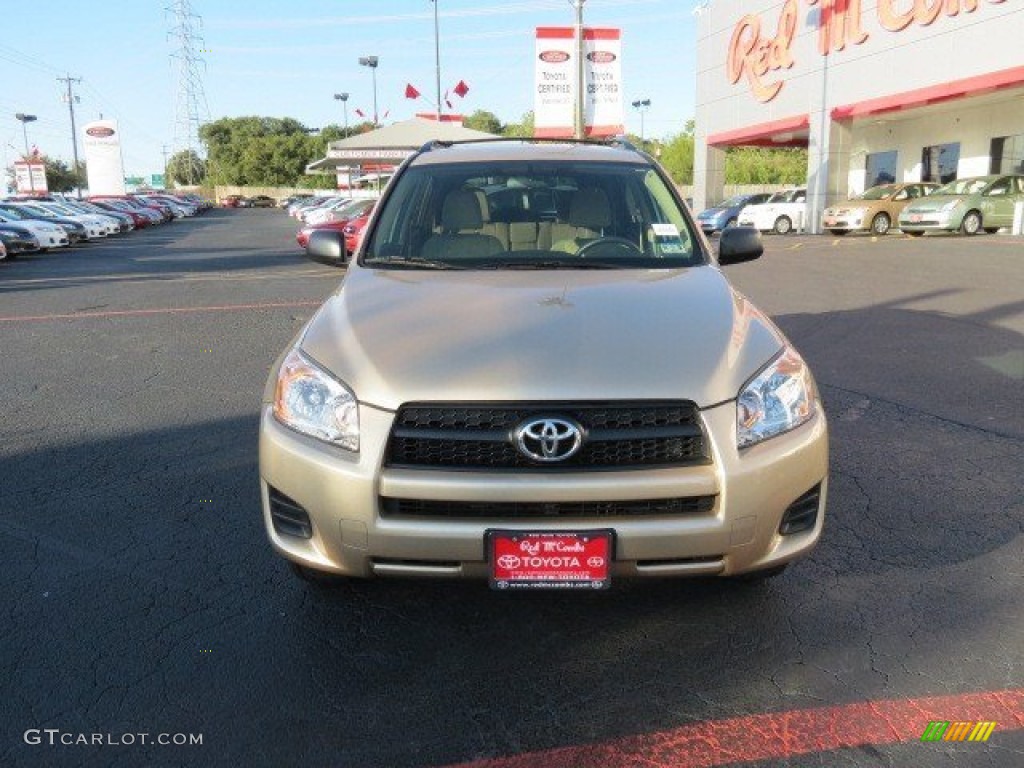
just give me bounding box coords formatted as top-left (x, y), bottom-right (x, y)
top-left (651, 223), bottom-right (685, 253)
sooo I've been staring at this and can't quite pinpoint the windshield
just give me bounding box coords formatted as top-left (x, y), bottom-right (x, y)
top-left (933, 178), bottom-right (989, 196)
top-left (364, 160), bottom-right (702, 270)
top-left (0, 208), bottom-right (28, 221)
top-left (719, 195), bottom-right (750, 207)
top-left (855, 184), bottom-right (898, 201)
top-left (766, 190), bottom-right (803, 203)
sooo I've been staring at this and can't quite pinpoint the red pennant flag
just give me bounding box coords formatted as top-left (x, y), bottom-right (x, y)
top-left (404, 83), bottom-right (421, 99)
top-left (453, 80), bottom-right (469, 98)
top-left (355, 108), bottom-right (365, 118)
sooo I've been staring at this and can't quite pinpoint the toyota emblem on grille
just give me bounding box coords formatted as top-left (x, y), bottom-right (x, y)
top-left (514, 417), bottom-right (583, 462)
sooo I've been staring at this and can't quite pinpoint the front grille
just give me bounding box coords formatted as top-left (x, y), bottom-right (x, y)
top-left (386, 401), bottom-right (707, 471)
top-left (380, 496), bottom-right (716, 519)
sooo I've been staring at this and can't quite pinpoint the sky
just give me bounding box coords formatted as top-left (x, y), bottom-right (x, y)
top-left (1, 0), bottom-right (698, 178)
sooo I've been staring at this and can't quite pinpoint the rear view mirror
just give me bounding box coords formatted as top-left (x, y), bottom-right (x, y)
top-left (307, 229), bottom-right (346, 263)
top-left (718, 226), bottom-right (763, 265)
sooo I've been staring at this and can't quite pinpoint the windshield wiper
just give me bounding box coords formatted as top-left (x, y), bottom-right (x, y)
top-left (365, 257), bottom-right (466, 270)
top-left (478, 260), bottom-right (620, 270)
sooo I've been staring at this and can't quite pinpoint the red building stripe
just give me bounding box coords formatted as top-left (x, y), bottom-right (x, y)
top-left (831, 65), bottom-right (1024, 120)
top-left (707, 114), bottom-right (810, 147)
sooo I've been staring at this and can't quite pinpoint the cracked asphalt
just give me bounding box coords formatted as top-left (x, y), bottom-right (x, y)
top-left (1, 211), bottom-right (1021, 767)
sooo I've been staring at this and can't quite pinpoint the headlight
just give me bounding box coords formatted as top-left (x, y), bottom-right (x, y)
top-left (273, 348), bottom-right (359, 451)
top-left (737, 347), bottom-right (817, 448)
top-left (940, 200), bottom-right (961, 212)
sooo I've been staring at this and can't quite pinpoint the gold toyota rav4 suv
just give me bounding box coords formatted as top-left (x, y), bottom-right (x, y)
top-left (260, 139), bottom-right (828, 590)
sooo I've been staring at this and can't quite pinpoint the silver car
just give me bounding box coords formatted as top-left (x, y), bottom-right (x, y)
top-left (260, 139), bottom-right (828, 590)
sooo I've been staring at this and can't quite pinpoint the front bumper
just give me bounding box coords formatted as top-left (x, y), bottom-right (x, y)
top-left (259, 401), bottom-right (829, 580)
top-left (899, 209), bottom-right (958, 232)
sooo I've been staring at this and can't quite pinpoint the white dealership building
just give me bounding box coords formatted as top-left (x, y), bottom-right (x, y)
top-left (693, 0), bottom-right (1024, 232)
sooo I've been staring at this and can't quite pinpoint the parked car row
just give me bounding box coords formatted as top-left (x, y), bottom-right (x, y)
top-left (294, 198), bottom-right (377, 265)
top-left (0, 192), bottom-right (211, 261)
top-left (698, 174), bottom-right (1024, 237)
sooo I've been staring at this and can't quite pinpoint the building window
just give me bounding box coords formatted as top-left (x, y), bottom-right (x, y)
top-left (921, 143), bottom-right (960, 183)
top-left (990, 134), bottom-right (1024, 174)
top-left (865, 150), bottom-right (897, 187)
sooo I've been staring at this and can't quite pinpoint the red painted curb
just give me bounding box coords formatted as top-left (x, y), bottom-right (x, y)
top-left (445, 689), bottom-right (1024, 768)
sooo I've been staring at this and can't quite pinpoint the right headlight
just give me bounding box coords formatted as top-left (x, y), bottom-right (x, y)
top-left (273, 348), bottom-right (359, 451)
top-left (737, 347), bottom-right (817, 448)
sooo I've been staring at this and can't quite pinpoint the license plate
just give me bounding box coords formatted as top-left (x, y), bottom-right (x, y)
top-left (909, 214), bottom-right (922, 222)
top-left (488, 530), bottom-right (612, 590)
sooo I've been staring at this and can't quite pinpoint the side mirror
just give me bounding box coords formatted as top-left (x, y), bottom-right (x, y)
top-left (307, 229), bottom-right (347, 264)
top-left (718, 226), bottom-right (763, 265)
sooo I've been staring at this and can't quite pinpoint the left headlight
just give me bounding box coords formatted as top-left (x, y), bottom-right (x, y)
top-left (737, 347), bottom-right (817, 448)
top-left (273, 348), bottom-right (359, 451)
top-left (939, 200), bottom-right (962, 212)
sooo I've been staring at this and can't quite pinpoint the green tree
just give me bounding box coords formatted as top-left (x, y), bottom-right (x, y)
top-left (501, 111), bottom-right (535, 138)
top-left (41, 157), bottom-right (86, 193)
top-left (725, 147), bottom-right (807, 184)
top-left (166, 149), bottom-right (206, 186)
top-left (463, 110), bottom-right (502, 134)
top-left (659, 131), bottom-right (695, 185)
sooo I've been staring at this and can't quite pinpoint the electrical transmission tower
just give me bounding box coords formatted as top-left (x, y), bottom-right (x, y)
top-left (167, 0), bottom-right (210, 186)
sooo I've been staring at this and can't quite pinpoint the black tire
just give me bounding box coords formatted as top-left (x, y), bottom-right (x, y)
top-left (870, 212), bottom-right (891, 236)
top-left (960, 210), bottom-right (982, 236)
top-left (984, 227), bottom-right (1000, 234)
top-left (828, 229), bottom-right (848, 236)
top-left (288, 561), bottom-right (344, 587)
top-left (773, 216), bottom-right (793, 235)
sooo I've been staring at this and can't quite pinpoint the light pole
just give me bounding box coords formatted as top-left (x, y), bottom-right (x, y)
top-left (15, 113), bottom-right (38, 192)
top-left (631, 99), bottom-right (651, 145)
top-left (570, 0), bottom-right (587, 139)
top-left (432, 0), bottom-right (442, 120)
top-left (333, 92), bottom-right (350, 135)
top-left (358, 56), bottom-right (379, 126)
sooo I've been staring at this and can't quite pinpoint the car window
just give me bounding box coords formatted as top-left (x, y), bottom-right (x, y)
top-left (985, 178), bottom-right (1009, 196)
top-left (364, 159), bottom-right (701, 269)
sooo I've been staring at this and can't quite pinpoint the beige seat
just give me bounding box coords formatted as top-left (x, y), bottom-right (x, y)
top-left (550, 188), bottom-right (612, 253)
top-left (420, 190), bottom-right (505, 261)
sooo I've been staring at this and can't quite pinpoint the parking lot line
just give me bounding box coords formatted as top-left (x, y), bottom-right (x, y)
top-left (443, 688), bottom-right (1024, 768)
top-left (0, 300), bottom-right (322, 323)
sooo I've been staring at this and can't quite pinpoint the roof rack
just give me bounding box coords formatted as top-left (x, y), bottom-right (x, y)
top-left (417, 135), bottom-right (643, 154)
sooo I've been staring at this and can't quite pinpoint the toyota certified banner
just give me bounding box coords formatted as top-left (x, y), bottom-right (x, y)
top-left (82, 120), bottom-right (127, 196)
top-left (14, 161), bottom-right (48, 194)
top-left (534, 27), bottom-right (623, 138)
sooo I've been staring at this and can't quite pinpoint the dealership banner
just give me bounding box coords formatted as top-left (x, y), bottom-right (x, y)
top-left (82, 120), bottom-right (126, 196)
top-left (534, 27), bottom-right (623, 138)
top-left (14, 161), bottom-right (48, 194)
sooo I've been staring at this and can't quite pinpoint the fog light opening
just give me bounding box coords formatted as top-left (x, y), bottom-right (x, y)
top-left (269, 487), bottom-right (313, 539)
top-left (779, 484), bottom-right (821, 536)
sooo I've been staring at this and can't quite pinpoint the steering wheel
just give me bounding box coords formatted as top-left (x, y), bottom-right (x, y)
top-left (575, 236), bottom-right (643, 259)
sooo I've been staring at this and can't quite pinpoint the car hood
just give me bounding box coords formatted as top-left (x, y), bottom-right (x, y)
top-left (299, 266), bottom-right (786, 411)
top-left (698, 207), bottom-right (727, 218)
top-left (904, 194), bottom-right (963, 212)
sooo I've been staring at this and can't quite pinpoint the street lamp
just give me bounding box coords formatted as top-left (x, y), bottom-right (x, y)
top-left (358, 56), bottom-right (379, 126)
top-left (333, 92), bottom-right (350, 135)
top-left (631, 99), bottom-right (651, 145)
top-left (15, 113), bottom-right (38, 192)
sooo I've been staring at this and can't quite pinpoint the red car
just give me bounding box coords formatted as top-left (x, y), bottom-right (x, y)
top-left (220, 195), bottom-right (245, 208)
top-left (343, 211), bottom-right (372, 254)
top-left (296, 201), bottom-right (375, 249)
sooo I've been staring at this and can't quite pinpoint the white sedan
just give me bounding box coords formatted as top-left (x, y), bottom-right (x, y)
top-left (737, 188), bottom-right (808, 234)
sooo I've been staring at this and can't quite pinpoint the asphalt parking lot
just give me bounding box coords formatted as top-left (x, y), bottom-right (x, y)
top-left (1, 211), bottom-right (1022, 768)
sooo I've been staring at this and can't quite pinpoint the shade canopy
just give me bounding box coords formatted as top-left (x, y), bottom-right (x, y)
top-left (306, 117), bottom-right (498, 173)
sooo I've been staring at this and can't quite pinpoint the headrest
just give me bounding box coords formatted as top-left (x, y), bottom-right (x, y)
top-left (441, 190), bottom-right (484, 231)
top-left (568, 188), bottom-right (611, 229)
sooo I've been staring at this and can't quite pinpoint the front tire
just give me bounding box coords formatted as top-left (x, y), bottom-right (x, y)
top-left (960, 210), bottom-right (982, 235)
top-left (773, 216), bottom-right (793, 235)
top-left (870, 212), bottom-right (891, 235)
